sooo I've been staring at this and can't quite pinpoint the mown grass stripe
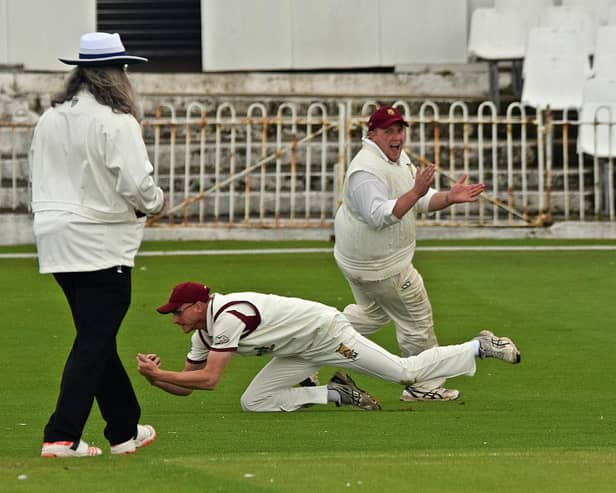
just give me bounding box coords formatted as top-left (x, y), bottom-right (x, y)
top-left (3, 244), bottom-right (616, 259)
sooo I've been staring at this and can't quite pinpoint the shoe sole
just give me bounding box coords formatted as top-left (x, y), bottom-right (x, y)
top-left (40, 453), bottom-right (101, 457)
top-left (111, 426), bottom-right (157, 455)
top-left (110, 444), bottom-right (136, 455)
top-left (400, 393), bottom-right (461, 402)
top-left (400, 388), bottom-right (461, 402)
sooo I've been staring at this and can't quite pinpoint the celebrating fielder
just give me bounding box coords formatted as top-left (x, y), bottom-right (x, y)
top-left (137, 282), bottom-right (520, 412)
top-left (333, 105), bottom-right (486, 402)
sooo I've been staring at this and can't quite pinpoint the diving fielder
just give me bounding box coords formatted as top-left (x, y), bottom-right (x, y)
top-left (137, 282), bottom-right (520, 412)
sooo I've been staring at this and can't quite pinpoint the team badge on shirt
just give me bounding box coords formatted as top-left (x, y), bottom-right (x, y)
top-left (335, 343), bottom-right (358, 360)
top-left (215, 334), bottom-right (231, 345)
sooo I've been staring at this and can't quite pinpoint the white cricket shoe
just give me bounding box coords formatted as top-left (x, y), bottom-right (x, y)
top-left (474, 330), bottom-right (521, 364)
top-left (110, 424), bottom-right (157, 455)
top-left (400, 386), bottom-right (461, 401)
top-left (41, 439), bottom-right (102, 458)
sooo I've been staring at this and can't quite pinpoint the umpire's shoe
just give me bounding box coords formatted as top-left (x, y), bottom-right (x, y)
top-left (474, 330), bottom-right (521, 364)
top-left (327, 371), bottom-right (381, 410)
top-left (110, 424), bottom-right (157, 455)
top-left (41, 439), bottom-right (102, 458)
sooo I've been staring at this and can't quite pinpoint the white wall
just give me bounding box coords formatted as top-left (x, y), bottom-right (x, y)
top-left (0, 0), bottom-right (9, 63)
top-left (292, 0), bottom-right (380, 69)
top-left (1, 0), bottom-right (474, 72)
top-left (1, 0), bottom-right (95, 71)
top-left (381, 0), bottom-right (467, 65)
top-left (203, 0), bottom-right (293, 70)
top-left (468, 0), bottom-right (494, 9)
top-left (203, 0), bottom-right (470, 71)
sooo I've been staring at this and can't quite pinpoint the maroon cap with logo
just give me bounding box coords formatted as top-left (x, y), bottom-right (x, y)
top-left (367, 105), bottom-right (409, 131)
top-left (157, 282), bottom-right (211, 314)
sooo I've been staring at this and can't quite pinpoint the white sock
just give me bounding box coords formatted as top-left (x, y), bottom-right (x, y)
top-left (327, 389), bottom-right (341, 404)
top-left (470, 339), bottom-right (481, 357)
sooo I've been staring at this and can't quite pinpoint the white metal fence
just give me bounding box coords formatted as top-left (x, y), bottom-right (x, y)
top-left (1, 99), bottom-right (615, 228)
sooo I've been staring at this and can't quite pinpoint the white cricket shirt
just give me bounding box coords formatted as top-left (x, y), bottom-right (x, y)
top-left (187, 292), bottom-right (339, 362)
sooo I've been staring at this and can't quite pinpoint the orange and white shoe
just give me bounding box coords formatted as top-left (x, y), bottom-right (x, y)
top-left (110, 424), bottom-right (157, 455)
top-left (41, 440), bottom-right (102, 457)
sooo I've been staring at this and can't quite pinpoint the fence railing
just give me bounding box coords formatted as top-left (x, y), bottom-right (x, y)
top-left (1, 99), bottom-right (615, 227)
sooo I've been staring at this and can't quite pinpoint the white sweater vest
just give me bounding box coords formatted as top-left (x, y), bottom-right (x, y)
top-left (334, 144), bottom-right (417, 281)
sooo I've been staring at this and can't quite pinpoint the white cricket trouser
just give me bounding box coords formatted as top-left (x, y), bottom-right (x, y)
top-left (240, 313), bottom-right (476, 412)
top-left (340, 262), bottom-right (446, 392)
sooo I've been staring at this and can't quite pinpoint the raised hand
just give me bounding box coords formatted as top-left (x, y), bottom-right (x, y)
top-left (412, 163), bottom-right (436, 198)
top-left (447, 174), bottom-right (485, 204)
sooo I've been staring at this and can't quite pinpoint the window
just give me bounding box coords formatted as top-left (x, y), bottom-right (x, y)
top-left (97, 0), bottom-right (202, 72)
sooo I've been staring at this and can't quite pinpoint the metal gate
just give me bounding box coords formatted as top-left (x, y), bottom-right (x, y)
top-left (1, 98), bottom-right (614, 227)
top-left (140, 99), bottom-right (614, 228)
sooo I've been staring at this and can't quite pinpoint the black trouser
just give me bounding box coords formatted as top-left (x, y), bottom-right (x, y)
top-left (44, 266), bottom-right (140, 445)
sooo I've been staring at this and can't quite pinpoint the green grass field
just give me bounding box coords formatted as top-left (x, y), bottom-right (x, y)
top-left (1, 239), bottom-right (615, 492)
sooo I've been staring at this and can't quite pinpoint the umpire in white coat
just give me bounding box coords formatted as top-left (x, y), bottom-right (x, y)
top-left (30, 32), bottom-right (164, 458)
top-left (334, 105), bottom-right (485, 402)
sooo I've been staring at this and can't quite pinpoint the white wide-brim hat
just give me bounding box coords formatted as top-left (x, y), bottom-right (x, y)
top-left (59, 32), bottom-right (148, 66)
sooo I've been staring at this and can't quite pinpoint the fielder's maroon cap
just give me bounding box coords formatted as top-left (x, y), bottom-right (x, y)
top-left (368, 105), bottom-right (408, 131)
top-left (157, 282), bottom-right (211, 314)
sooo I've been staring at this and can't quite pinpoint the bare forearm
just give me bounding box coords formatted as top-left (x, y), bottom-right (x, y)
top-left (392, 189), bottom-right (421, 219)
top-left (152, 368), bottom-right (218, 390)
top-left (393, 164), bottom-right (436, 218)
top-left (428, 191), bottom-right (452, 212)
top-left (427, 174), bottom-right (484, 211)
top-left (138, 352), bottom-right (230, 392)
top-left (148, 379), bottom-right (194, 396)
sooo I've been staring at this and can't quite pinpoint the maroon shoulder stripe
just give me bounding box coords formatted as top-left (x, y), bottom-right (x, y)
top-left (226, 309), bottom-right (260, 338)
top-left (213, 300), bottom-right (261, 339)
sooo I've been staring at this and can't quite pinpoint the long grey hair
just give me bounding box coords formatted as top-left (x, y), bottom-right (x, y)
top-left (52, 66), bottom-right (139, 118)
